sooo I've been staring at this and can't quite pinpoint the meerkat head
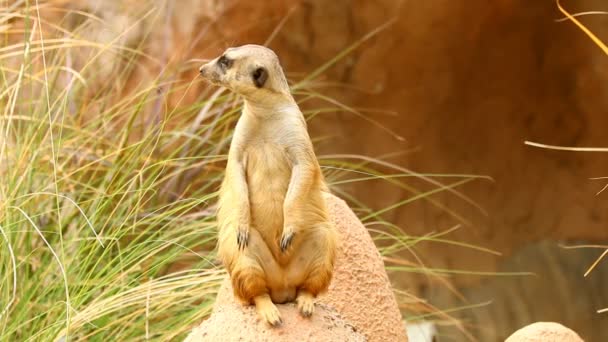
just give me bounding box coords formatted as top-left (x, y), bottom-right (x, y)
top-left (199, 44), bottom-right (291, 103)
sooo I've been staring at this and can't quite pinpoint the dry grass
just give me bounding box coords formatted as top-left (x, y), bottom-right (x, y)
top-left (524, 0), bottom-right (608, 315)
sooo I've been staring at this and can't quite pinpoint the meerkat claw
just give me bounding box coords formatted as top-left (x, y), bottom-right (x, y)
top-left (296, 291), bottom-right (315, 317)
top-left (279, 231), bottom-right (295, 252)
top-left (237, 229), bottom-right (249, 250)
top-left (255, 295), bottom-right (283, 327)
top-left (299, 302), bottom-right (314, 317)
top-left (269, 315), bottom-right (283, 327)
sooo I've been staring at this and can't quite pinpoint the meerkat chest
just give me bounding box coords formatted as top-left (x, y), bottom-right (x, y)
top-left (244, 140), bottom-right (292, 234)
top-left (241, 120), bottom-right (297, 228)
top-left (244, 140), bottom-right (292, 195)
top-left (233, 114), bottom-right (303, 205)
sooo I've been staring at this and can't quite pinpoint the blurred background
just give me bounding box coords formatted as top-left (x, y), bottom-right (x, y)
top-left (3, 0), bottom-right (608, 340)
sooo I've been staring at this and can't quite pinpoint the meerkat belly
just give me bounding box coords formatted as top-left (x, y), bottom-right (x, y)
top-left (246, 143), bottom-right (292, 243)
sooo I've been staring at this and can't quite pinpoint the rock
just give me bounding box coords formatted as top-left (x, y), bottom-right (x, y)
top-left (318, 193), bottom-right (406, 341)
top-left (184, 302), bottom-right (365, 342)
top-left (505, 322), bottom-right (584, 342)
top-left (187, 193), bottom-right (407, 341)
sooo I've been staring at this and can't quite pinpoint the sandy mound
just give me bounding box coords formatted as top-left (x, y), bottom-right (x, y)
top-left (505, 322), bottom-right (584, 342)
top-left (185, 302), bottom-right (364, 342)
top-left (318, 193), bottom-right (406, 341)
top-left (186, 193), bottom-right (406, 341)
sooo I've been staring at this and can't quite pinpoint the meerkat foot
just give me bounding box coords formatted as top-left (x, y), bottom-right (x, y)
top-left (236, 225), bottom-right (249, 250)
top-left (254, 294), bottom-right (283, 327)
top-left (279, 228), bottom-right (295, 252)
top-left (296, 290), bottom-right (315, 317)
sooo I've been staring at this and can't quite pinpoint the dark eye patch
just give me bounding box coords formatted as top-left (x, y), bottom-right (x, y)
top-left (251, 67), bottom-right (268, 88)
top-left (217, 55), bottom-right (233, 70)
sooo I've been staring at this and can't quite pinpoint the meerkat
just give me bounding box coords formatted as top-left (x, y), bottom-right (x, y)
top-left (199, 44), bottom-right (337, 326)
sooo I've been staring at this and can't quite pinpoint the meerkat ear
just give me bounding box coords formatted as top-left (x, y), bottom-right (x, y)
top-left (252, 67), bottom-right (268, 88)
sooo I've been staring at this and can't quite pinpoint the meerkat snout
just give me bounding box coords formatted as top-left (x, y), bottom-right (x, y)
top-left (198, 63), bottom-right (217, 82)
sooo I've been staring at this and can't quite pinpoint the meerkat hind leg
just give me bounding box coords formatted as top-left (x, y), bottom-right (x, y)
top-left (296, 290), bottom-right (315, 317)
top-left (287, 224), bottom-right (336, 318)
top-left (228, 229), bottom-right (285, 326)
top-left (254, 294), bottom-right (282, 326)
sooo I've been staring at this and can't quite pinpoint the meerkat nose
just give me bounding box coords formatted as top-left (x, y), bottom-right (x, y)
top-left (199, 65), bottom-right (206, 76)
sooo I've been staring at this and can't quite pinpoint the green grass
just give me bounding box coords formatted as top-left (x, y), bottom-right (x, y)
top-left (0, 2), bottom-right (505, 341)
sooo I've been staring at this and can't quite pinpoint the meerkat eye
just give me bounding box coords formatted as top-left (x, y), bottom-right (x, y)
top-left (217, 55), bottom-right (232, 70)
top-left (251, 67), bottom-right (268, 88)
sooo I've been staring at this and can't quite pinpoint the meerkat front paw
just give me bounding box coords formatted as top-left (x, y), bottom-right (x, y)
top-left (279, 226), bottom-right (295, 252)
top-left (236, 225), bottom-right (249, 250)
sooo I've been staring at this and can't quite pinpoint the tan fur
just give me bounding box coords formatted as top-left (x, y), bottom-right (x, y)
top-left (199, 45), bottom-right (337, 326)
